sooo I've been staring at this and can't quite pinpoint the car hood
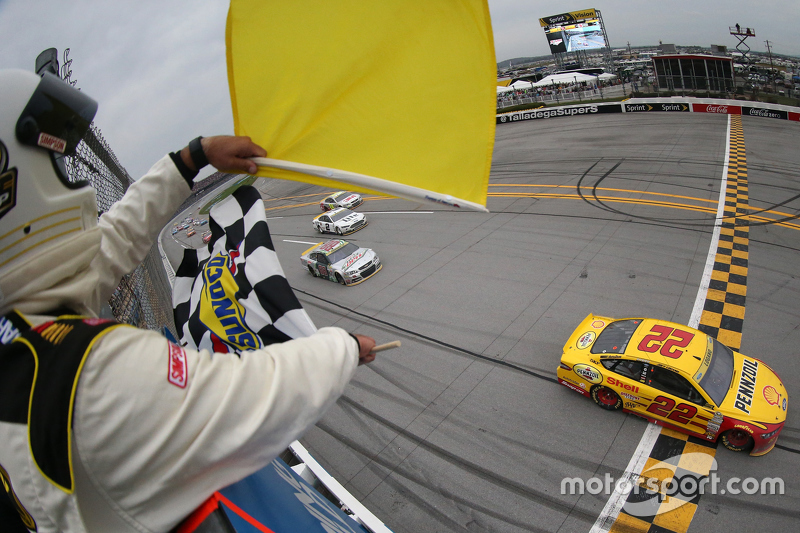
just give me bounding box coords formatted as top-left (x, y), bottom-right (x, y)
top-left (332, 248), bottom-right (375, 270)
top-left (337, 212), bottom-right (365, 224)
top-left (720, 352), bottom-right (788, 424)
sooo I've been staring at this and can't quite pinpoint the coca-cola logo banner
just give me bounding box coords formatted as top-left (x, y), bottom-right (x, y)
top-left (691, 103), bottom-right (742, 115)
top-left (743, 106), bottom-right (788, 120)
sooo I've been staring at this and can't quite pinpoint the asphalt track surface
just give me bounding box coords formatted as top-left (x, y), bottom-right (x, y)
top-left (165, 113), bottom-right (800, 532)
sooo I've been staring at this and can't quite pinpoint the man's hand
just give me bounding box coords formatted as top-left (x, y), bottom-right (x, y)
top-left (352, 334), bottom-right (377, 365)
top-left (180, 135), bottom-right (267, 175)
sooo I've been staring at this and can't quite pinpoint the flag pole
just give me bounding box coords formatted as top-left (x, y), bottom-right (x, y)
top-left (251, 157), bottom-right (489, 213)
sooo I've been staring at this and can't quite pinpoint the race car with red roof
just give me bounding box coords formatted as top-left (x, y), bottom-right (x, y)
top-left (300, 239), bottom-right (381, 286)
top-left (557, 314), bottom-right (788, 455)
top-left (319, 191), bottom-right (363, 211)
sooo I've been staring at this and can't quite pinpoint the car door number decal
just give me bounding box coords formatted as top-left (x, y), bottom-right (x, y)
top-left (646, 395), bottom-right (698, 424)
top-left (637, 325), bottom-right (695, 359)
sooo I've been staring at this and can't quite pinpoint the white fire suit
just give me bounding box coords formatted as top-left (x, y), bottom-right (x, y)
top-left (0, 155), bottom-right (359, 533)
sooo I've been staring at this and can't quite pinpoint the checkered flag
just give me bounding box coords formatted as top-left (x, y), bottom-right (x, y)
top-left (172, 185), bottom-right (316, 353)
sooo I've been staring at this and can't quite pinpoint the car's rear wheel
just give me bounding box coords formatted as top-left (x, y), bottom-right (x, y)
top-left (308, 265), bottom-right (317, 277)
top-left (335, 273), bottom-right (346, 285)
top-left (591, 386), bottom-right (622, 411)
top-left (721, 429), bottom-right (754, 452)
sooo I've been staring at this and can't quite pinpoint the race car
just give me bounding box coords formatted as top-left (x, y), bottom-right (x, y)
top-left (186, 229), bottom-right (196, 237)
top-left (557, 314), bottom-right (788, 456)
top-left (320, 191), bottom-right (363, 211)
top-left (312, 208), bottom-right (367, 235)
top-left (300, 239), bottom-right (381, 286)
top-left (202, 231), bottom-right (212, 243)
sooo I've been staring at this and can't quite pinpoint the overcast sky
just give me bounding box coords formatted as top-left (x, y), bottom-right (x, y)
top-left (1, 1), bottom-right (797, 179)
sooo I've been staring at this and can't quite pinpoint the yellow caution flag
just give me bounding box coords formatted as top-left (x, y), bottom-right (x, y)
top-left (226, 0), bottom-right (496, 212)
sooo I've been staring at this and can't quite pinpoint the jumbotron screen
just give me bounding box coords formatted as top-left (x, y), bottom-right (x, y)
top-left (543, 17), bottom-right (606, 54)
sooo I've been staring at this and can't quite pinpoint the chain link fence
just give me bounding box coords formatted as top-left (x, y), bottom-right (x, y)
top-left (64, 124), bottom-right (178, 337)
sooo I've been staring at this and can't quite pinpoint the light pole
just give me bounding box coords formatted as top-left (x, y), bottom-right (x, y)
top-left (575, 76), bottom-right (582, 101)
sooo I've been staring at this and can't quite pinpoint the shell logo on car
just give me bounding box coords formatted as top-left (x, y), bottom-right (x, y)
top-left (557, 314), bottom-right (788, 456)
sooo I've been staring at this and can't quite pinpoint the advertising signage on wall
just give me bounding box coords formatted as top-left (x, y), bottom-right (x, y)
top-left (497, 103), bottom-right (622, 124)
top-left (691, 103), bottom-right (743, 115)
top-left (625, 103), bottom-right (690, 112)
top-left (743, 106), bottom-right (789, 120)
top-left (539, 9), bottom-right (598, 27)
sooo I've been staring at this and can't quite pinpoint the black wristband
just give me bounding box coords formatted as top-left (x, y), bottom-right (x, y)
top-left (349, 333), bottom-right (361, 353)
top-left (189, 136), bottom-right (209, 170)
top-left (168, 151), bottom-right (198, 187)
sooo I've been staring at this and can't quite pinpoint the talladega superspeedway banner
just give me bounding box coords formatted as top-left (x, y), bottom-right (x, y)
top-left (497, 99), bottom-right (800, 125)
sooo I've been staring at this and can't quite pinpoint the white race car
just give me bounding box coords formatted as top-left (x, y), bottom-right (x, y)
top-left (312, 208), bottom-right (367, 235)
top-left (320, 191), bottom-right (363, 211)
top-left (301, 239), bottom-right (381, 286)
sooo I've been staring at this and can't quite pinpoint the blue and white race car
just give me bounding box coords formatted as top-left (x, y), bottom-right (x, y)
top-left (300, 239), bottom-right (381, 286)
top-left (312, 208), bottom-right (367, 235)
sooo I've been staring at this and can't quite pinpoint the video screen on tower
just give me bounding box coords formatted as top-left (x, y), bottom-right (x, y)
top-left (543, 17), bottom-right (606, 54)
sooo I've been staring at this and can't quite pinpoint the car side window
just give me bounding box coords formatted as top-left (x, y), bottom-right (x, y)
top-left (601, 359), bottom-right (644, 380)
top-left (324, 197), bottom-right (332, 203)
top-left (321, 216), bottom-right (330, 223)
top-left (647, 367), bottom-right (706, 405)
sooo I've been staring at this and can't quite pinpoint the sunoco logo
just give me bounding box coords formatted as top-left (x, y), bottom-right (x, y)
top-left (199, 248), bottom-right (262, 351)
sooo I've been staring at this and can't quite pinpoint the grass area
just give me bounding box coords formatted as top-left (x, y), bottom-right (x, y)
top-left (198, 175), bottom-right (258, 215)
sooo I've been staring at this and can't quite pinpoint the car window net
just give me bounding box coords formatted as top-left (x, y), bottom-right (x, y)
top-left (591, 319), bottom-right (643, 354)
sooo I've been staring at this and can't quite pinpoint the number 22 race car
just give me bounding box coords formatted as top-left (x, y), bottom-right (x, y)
top-left (557, 315), bottom-right (788, 455)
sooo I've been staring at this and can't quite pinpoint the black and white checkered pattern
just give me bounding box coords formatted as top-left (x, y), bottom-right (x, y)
top-left (172, 185), bottom-right (316, 352)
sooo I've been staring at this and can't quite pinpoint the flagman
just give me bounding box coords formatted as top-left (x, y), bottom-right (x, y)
top-left (0, 68), bottom-right (376, 533)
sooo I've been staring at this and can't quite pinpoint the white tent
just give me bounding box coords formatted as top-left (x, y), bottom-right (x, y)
top-left (509, 80), bottom-right (535, 90)
top-left (496, 85), bottom-right (516, 93)
top-left (532, 72), bottom-right (616, 87)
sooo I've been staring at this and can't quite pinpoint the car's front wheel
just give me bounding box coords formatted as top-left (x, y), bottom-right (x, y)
top-left (721, 429), bottom-right (754, 452)
top-left (335, 226), bottom-right (342, 235)
top-left (335, 273), bottom-right (346, 285)
top-left (591, 386), bottom-right (622, 411)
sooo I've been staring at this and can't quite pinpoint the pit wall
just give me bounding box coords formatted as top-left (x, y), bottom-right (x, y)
top-left (496, 97), bottom-right (800, 125)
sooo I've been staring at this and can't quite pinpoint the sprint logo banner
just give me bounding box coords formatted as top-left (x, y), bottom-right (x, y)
top-left (173, 185), bottom-right (316, 353)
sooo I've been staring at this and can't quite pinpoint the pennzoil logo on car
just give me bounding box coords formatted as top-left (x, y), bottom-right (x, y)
top-left (573, 363), bottom-right (602, 384)
top-left (734, 358), bottom-right (759, 414)
top-left (0, 142), bottom-right (17, 221)
top-left (576, 331), bottom-right (595, 349)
